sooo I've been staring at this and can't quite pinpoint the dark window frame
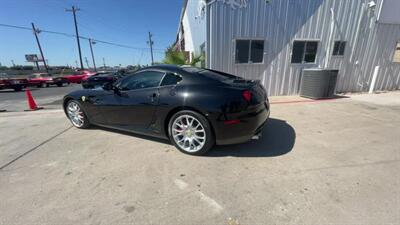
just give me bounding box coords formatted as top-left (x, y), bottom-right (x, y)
top-left (291, 40), bottom-right (319, 64)
top-left (160, 72), bottom-right (183, 86)
top-left (115, 70), bottom-right (165, 91)
top-left (332, 41), bottom-right (346, 56)
top-left (235, 39), bottom-right (265, 64)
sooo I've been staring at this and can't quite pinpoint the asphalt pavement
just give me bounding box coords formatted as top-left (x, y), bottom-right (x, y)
top-left (0, 84), bottom-right (81, 112)
top-left (0, 92), bottom-right (399, 224)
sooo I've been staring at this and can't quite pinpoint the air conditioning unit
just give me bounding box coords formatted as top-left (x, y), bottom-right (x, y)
top-left (300, 68), bottom-right (338, 99)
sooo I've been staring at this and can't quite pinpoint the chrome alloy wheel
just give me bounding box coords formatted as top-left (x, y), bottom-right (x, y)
top-left (67, 101), bottom-right (85, 127)
top-left (172, 115), bottom-right (206, 153)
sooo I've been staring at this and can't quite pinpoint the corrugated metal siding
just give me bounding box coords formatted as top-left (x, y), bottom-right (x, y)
top-left (206, 0), bottom-right (400, 96)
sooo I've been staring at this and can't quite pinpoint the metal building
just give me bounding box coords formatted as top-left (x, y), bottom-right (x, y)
top-left (176, 0), bottom-right (400, 96)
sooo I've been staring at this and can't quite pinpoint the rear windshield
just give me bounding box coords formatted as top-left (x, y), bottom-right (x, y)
top-left (182, 67), bottom-right (240, 82)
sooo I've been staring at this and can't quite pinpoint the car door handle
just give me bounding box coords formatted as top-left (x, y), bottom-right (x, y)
top-left (149, 93), bottom-right (158, 102)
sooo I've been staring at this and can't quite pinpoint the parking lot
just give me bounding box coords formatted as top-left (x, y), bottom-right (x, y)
top-left (0, 90), bottom-right (399, 224)
top-left (0, 84), bottom-right (81, 112)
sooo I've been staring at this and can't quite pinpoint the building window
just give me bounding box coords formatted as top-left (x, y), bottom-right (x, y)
top-left (291, 41), bottom-right (318, 63)
top-left (393, 41), bottom-right (400, 63)
top-left (333, 41), bottom-right (346, 56)
top-left (235, 39), bottom-right (264, 64)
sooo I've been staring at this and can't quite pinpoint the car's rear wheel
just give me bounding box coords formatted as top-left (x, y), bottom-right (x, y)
top-left (66, 100), bottom-right (90, 129)
top-left (168, 110), bottom-right (214, 155)
top-left (57, 83), bottom-right (63, 87)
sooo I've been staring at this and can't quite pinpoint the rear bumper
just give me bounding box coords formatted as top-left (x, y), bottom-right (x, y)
top-left (214, 102), bottom-right (270, 145)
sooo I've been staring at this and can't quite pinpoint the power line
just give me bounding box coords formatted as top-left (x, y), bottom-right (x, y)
top-left (0, 23), bottom-right (166, 52)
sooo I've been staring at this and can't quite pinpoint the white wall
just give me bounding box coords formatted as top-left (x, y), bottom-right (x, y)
top-left (378, 0), bottom-right (400, 24)
top-left (182, 0), bottom-right (207, 59)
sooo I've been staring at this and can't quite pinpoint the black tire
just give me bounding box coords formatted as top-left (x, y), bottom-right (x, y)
top-left (13, 86), bottom-right (22, 92)
top-left (46, 83), bottom-right (50, 87)
top-left (65, 100), bottom-right (90, 129)
top-left (57, 83), bottom-right (63, 87)
top-left (168, 110), bottom-right (215, 155)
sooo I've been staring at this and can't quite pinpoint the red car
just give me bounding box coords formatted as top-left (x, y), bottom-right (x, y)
top-left (0, 73), bottom-right (28, 91)
top-left (28, 73), bottom-right (69, 88)
top-left (62, 70), bottom-right (97, 84)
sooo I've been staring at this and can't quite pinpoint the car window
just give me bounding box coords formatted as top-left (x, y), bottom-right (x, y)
top-left (116, 71), bottom-right (164, 91)
top-left (160, 73), bottom-right (182, 86)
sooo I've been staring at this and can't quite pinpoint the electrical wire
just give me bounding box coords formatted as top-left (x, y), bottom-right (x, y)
top-left (0, 23), bottom-right (166, 52)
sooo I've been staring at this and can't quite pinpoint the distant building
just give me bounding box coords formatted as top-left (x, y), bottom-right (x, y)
top-left (175, 0), bottom-right (400, 96)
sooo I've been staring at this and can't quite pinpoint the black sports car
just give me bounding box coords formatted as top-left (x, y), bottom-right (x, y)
top-left (81, 72), bottom-right (124, 89)
top-left (63, 65), bottom-right (270, 155)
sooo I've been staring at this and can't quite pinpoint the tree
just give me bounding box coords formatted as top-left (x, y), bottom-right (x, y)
top-left (163, 46), bottom-right (205, 67)
top-left (163, 46), bottom-right (186, 65)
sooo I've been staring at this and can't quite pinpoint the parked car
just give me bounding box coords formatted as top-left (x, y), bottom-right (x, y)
top-left (28, 73), bottom-right (69, 88)
top-left (62, 70), bottom-right (97, 84)
top-left (63, 65), bottom-right (270, 155)
top-left (81, 72), bottom-right (127, 89)
top-left (0, 73), bottom-right (28, 92)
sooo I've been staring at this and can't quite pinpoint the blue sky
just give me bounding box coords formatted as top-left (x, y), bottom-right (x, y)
top-left (0, 0), bottom-right (182, 67)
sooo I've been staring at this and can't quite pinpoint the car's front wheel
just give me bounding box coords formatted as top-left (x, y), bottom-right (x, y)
top-left (13, 86), bottom-right (22, 92)
top-left (66, 100), bottom-right (90, 129)
top-left (168, 110), bottom-right (214, 155)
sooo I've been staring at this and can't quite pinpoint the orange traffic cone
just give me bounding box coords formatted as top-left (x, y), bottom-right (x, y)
top-left (24, 89), bottom-right (43, 111)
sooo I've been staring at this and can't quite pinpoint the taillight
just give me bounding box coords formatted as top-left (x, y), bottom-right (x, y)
top-left (242, 90), bottom-right (252, 102)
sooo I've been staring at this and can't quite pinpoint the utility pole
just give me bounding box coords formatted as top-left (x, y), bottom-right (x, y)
top-left (11, 60), bottom-right (15, 67)
top-left (31, 23), bottom-right (49, 73)
top-left (88, 38), bottom-right (97, 71)
top-left (147, 32), bottom-right (154, 65)
top-left (34, 62), bottom-right (40, 70)
top-left (66, 6), bottom-right (84, 70)
top-left (102, 57), bottom-right (106, 68)
top-left (84, 57), bottom-right (90, 69)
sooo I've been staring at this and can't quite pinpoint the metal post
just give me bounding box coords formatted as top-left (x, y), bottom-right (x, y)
top-left (369, 66), bottom-right (379, 94)
top-left (89, 39), bottom-right (97, 71)
top-left (84, 57), bottom-right (90, 69)
top-left (67, 6), bottom-right (84, 70)
top-left (31, 23), bottom-right (49, 73)
top-left (147, 32), bottom-right (154, 65)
